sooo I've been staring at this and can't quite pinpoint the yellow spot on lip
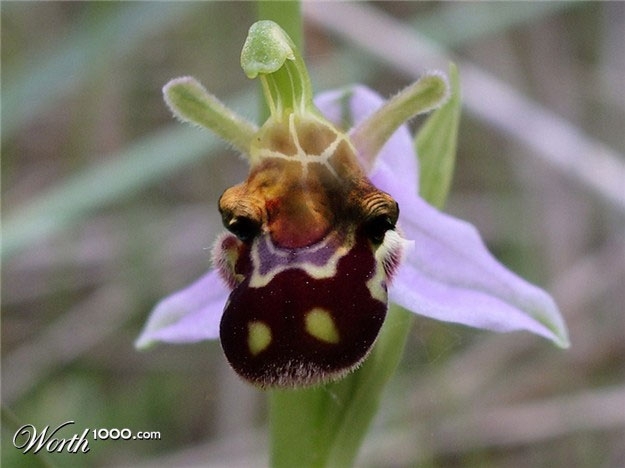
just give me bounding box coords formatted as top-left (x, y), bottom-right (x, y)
top-left (248, 321), bottom-right (272, 355)
top-left (305, 308), bottom-right (340, 344)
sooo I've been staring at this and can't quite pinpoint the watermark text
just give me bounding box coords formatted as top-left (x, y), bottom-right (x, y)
top-left (13, 421), bottom-right (160, 455)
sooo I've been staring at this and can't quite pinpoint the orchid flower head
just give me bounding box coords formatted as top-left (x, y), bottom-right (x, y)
top-left (136, 21), bottom-right (569, 389)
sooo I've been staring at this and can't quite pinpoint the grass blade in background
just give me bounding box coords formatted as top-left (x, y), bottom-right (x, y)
top-left (2, 2), bottom-right (199, 140)
top-left (2, 87), bottom-right (252, 262)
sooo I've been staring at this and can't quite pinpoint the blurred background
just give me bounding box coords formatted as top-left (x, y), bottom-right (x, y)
top-left (2, 2), bottom-right (624, 467)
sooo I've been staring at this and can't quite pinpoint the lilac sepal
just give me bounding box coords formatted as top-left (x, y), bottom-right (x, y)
top-left (390, 197), bottom-right (567, 345)
top-left (135, 269), bottom-right (228, 348)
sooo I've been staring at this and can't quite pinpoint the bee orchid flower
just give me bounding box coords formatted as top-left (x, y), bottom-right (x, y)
top-left (135, 21), bottom-right (569, 389)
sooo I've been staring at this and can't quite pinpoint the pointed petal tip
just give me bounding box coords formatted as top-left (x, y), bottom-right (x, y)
top-left (554, 333), bottom-right (571, 349)
top-left (391, 194), bottom-right (571, 350)
top-left (134, 269), bottom-right (229, 349)
top-left (522, 289), bottom-right (570, 349)
top-left (134, 333), bottom-right (156, 351)
top-left (545, 312), bottom-right (571, 349)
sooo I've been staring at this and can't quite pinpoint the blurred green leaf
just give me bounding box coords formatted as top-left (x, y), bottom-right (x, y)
top-left (416, 63), bottom-right (461, 209)
top-left (413, 2), bottom-right (578, 48)
top-left (258, 0), bottom-right (302, 51)
top-left (2, 126), bottom-right (207, 260)
top-left (2, 90), bottom-right (254, 261)
top-left (2, 2), bottom-right (200, 140)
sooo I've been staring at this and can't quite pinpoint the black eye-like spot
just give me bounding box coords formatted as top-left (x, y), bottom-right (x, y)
top-left (225, 216), bottom-right (261, 242)
top-left (364, 214), bottom-right (396, 244)
top-left (359, 191), bottom-right (399, 245)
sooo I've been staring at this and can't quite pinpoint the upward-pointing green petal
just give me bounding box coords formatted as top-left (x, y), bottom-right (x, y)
top-left (351, 72), bottom-right (450, 172)
top-left (162, 76), bottom-right (257, 154)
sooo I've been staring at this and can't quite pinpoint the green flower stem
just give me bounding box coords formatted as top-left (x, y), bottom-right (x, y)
top-left (269, 305), bottom-right (414, 468)
top-left (257, 0), bottom-right (302, 51)
top-left (163, 77), bottom-right (257, 154)
top-left (325, 306), bottom-right (416, 466)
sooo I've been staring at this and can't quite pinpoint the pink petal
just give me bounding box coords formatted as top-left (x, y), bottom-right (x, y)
top-left (392, 195), bottom-right (569, 347)
top-left (134, 269), bottom-right (229, 348)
